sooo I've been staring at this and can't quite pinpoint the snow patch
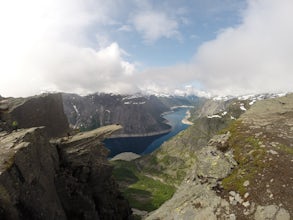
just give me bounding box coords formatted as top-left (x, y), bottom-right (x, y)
top-left (207, 114), bottom-right (222, 119)
top-left (222, 111), bottom-right (227, 116)
top-left (240, 103), bottom-right (247, 111)
top-left (73, 104), bottom-right (80, 115)
top-left (124, 101), bottom-right (146, 105)
top-left (249, 99), bottom-right (256, 105)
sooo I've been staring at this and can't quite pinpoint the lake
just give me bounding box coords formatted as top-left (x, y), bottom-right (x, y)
top-left (104, 108), bottom-right (191, 158)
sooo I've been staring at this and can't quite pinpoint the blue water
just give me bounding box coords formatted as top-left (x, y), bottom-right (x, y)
top-left (104, 108), bottom-right (190, 157)
top-left (142, 108), bottom-right (189, 154)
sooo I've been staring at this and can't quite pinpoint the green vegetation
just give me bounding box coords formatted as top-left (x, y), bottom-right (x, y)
top-left (221, 120), bottom-right (267, 195)
top-left (278, 144), bottom-right (293, 155)
top-left (112, 160), bottom-right (176, 211)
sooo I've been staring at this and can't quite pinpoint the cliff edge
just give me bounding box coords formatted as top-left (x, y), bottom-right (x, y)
top-left (0, 93), bottom-right (69, 137)
top-left (0, 125), bottom-right (132, 219)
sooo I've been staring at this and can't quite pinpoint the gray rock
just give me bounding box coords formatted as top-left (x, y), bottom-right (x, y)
top-left (243, 201), bottom-right (250, 208)
top-left (110, 152), bottom-right (141, 161)
top-left (234, 193), bottom-right (243, 204)
top-left (254, 205), bottom-right (290, 220)
top-left (229, 191), bottom-right (236, 197)
top-left (244, 192), bottom-right (250, 198)
top-left (276, 208), bottom-right (291, 220)
top-left (268, 149), bottom-right (278, 155)
top-left (243, 180), bottom-right (250, 187)
top-left (229, 213), bottom-right (236, 220)
top-left (145, 144), bottom-right (237, 219)
top-left (145, 182), bottom-right (230, 220)
top-left (0, 125), bottom-right (132, 220)
top-left (195, 146), bottom-right (236, 180)
top-left (207, 132), bottom-right (231, 151)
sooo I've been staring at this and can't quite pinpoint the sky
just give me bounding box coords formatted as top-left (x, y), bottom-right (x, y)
top-left (0, 0), bottom-right (293, 97)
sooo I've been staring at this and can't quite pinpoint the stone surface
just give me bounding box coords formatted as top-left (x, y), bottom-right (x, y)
top-left (0, 125), bottom-right (132, 220)
top-left (243, 180), bottom-right (250, 187)
top-left (1, 93), bottom-right (69, 137)
top-left (0, 127), bottom-right (66, 219)
top-left (145, 141), bottom-right (237, 219)
top-left (254, 205), bottom-right (290, 220)
top-left (62, 93), bottom-right (198, 135)
top-left (110, 152), bottom-right (141, 161)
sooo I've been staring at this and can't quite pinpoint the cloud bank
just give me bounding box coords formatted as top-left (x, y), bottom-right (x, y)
top-left (0, 0), bottom-right (137, 97)
top-left (192, 0), bottom-right (293, 95)
top-left (1, 0), bottom-right (293, 97)
top-left (132, 11), bottom-right (180, 43)
top-left (138, 0), bottom-right (293, 96)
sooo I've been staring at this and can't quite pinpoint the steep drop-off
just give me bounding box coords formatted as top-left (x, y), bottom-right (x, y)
top-left (145, 94), bottom-right (293, 219)
top-left (0, 125), bottom-right (132, 220)
top-left (62, 93), bottom-right (199, 136)
top-left (112, 94), bottom-right (292, 220)
top-left (0, 94), bottom-right (132, 220)
top-left (0, 93), bottom-right (69, 137)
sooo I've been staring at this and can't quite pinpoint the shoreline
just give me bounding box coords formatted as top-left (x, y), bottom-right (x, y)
top-left (108, 128), bottom-right (172, 139)
top-left (181, 110), bottom-right (194, 125)
top-left (108, 105), bottom-right (194, 139)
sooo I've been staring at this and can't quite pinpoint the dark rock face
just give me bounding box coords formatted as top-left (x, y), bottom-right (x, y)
top-left (62, 93), bottom-right (197, 135)
top-left (0, 128), bottom-right (66, 220)
top-left (1, 94), bottom-right (69, 137)
top-left (145, 94), bottom-right (293, 219)
top-left (53, 125), bottom-right (131, 219)
top-left (0, 126), bottom-right (132, 220)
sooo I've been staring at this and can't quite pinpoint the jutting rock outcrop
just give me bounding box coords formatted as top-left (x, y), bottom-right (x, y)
top-left (0, 125), bottom-right (132, 220)
top-left (0, 93), bottom-right (132, 220)
top-left (145, 94), bottom-right (293, 220)
top-left (1, 93), bottom-right (69, 137)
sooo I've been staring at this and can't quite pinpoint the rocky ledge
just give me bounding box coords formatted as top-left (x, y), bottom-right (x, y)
top-left (145, 94), bottom-right (293, 220)
top-left (0, 125), bottom-right (132, 220)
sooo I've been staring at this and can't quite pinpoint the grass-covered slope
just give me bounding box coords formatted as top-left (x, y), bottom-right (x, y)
top-left (111, 98), bottom-right (242, 213)
top-left (111, 160), bottom-right (175, 212)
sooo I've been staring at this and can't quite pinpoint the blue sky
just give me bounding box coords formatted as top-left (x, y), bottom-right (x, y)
top-left (99, 0), bottom-right (246, 68)
top-left (0, 0), bottom-right (292, 97)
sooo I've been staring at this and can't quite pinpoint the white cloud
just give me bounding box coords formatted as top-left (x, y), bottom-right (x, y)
top-left (0, 0), bottom-right (137, 97)
top-left (118, 25), bottom-right (133, 32)
top-left (1, 0), bottom-right (292, 98)
top-left (132, 11), bottom-right (180, 43)
top-left (192, 0), bottom-right (293, 95)
top-left (135, 0), bottom-right (293, 96)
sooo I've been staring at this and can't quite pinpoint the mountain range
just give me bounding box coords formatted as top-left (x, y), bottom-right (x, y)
top-left (0, 92), bottom-right (292, 220)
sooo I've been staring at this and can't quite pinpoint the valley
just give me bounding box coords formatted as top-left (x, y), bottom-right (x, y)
top-left (0, 92), bottom-right (292, 220)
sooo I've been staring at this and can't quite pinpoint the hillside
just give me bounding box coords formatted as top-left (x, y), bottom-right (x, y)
top-left (0, 93), bottom-right (69, 137)
top-left (111, 94), bottom-right (292, 220)
top-left (0, 94), bottom-right (132, 219)
top-left (62, 93), bottom-right (199, 136)
top-left (145, 94), bottom-right (293, 219)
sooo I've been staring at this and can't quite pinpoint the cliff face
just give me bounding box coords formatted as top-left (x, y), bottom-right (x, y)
top-left (0, 127), bottom-right (66, 219)
top-left (53, 125), bottom-right (131, 219)
top-left (145, 94), bottom-right (293, 220)
top-left (1, 93), bottom-right (69, 137)
top-left (0, 125), bottom-right (132, 220)
top-left (62, 93), bottom-right (198, 135)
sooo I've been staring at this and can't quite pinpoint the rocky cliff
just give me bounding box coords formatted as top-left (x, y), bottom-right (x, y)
top-left (0, 125), bottom-right (132, 220)
top-left (144, 94), bottom-right (293, 220)
top-left (62, 93), bottom-right (199, 136)
top-left (0, 93), bottom-right (69, 137)
top-left (0, 93), bottom-right (132, 219)
top-left (111, 94), bottom-right (292, 219)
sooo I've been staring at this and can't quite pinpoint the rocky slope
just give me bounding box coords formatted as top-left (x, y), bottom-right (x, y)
top-left (144, 94), bottom-right (293, 220)
top-left (0, 93), bottom-right (69, 137)
top-left (0, 94), bottom-right (132, 219)
top-left (0, 125), bottom-right (132, 220)
top-left (62, 93), bottom-right (199, 136)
